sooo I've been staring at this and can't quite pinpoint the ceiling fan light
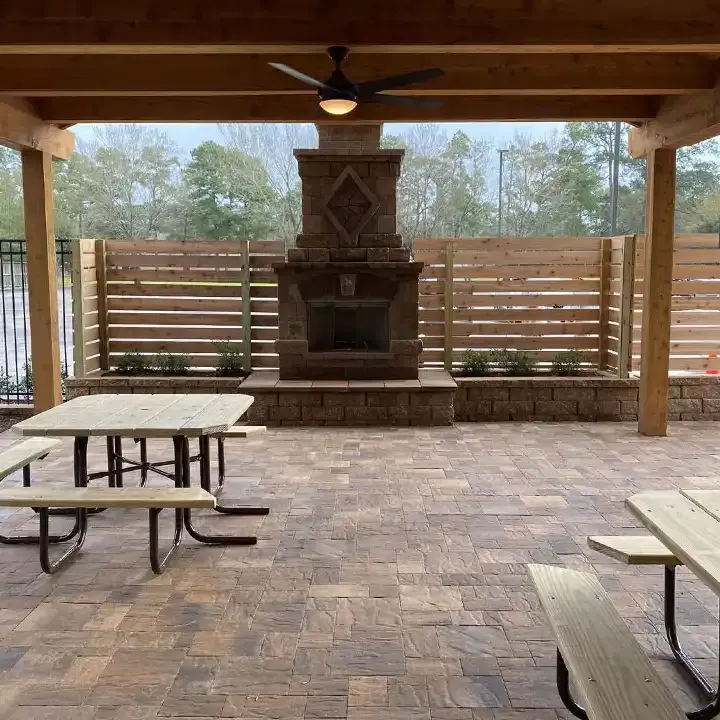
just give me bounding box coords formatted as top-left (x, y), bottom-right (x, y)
top-left (319, 97), bottom-right (357, 115)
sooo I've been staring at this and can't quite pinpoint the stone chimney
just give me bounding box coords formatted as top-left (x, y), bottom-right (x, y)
top-left (273, 123), bottom-right (423, 380)
top-left (287, 123), bottom-right (407, 263)
top-left (316, 123), bottom-right (383, 154)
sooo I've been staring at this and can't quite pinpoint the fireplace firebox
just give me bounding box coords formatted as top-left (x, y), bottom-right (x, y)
top-left (308, 301), bottom-right (390, 353)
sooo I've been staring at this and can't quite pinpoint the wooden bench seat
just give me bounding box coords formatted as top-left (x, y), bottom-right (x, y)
top-left (0, 486), bottom-right (215, 509)
top-left (588, 534), bottom-right (680, 565)
top-left (0, 486), bottom-right (216, 575)
top-left (216, 425), bottom-right (266, 438)
top-left (529, 563), bottom-right (685, 720)
top-left (0, 437), bottom-right (60, 480)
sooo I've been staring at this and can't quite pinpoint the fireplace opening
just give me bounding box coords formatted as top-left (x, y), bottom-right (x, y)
top-left (308, 301), bottom-right (390, 352)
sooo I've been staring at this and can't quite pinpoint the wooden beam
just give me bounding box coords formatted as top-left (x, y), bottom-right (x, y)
top-left (0, 1), bottom-right (720, 52)
top-left (0, 53), bottom-right (711, 96)
top-left (0, 100), bottom-right (74, 159)
top-left (629, 82), bottom-right (720, 157)
top-left (21, 149), bottom-right (62, 412)
top-left (33, 95), bottom-right (659, 124)
top-left (638, 149), bottom-right (676, 437)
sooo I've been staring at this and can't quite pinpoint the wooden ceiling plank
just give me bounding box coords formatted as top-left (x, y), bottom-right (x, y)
top-left (0, 53), bottom-right (711, 96)
top-left (0, 100), bottom-right (74, 159)
top-left (629, 83), bottom-right (720, 157)
top-left (33, 94), bottom-right (659, 123)
top-left (0, 0), bottom-right (720, 52)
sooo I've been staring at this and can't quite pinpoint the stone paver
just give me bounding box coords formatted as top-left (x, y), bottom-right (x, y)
top-left (0, 422), bottom-right (718, 718)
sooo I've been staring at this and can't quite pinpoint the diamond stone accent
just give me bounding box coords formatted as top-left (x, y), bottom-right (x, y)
top-left (321, 165), bottom-right (380, 245)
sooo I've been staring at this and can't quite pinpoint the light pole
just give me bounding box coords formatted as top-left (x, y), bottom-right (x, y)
top-left (497, 149), bottom-right (508, 237)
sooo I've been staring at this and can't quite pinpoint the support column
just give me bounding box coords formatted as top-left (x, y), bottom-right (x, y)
top-left (638, 148), bottom-right (676, 436)
top-left (22, 149), bottom-right (62, 411)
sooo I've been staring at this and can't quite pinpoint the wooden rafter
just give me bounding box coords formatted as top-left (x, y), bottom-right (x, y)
top-left (0, 53), bottom-right (712, 97)
top-left (0, 100), bottom-right (74, 159)
top-left (629, 83), bottom-right (720, 157)
top-left (0, 1), bottom-right (719, 52)
top-left (33, 94), bottom-right (659, 124)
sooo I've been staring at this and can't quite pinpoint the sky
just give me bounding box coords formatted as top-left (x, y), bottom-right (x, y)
top-left (73, 121), bottom-right (565, 158)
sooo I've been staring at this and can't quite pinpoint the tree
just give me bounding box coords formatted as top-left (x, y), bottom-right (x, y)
top-left (385, 126), bottom-right (494, 242)
top-left (0, 148), bottom-right (23, 237)
top-left (219, 123), bottom-right (316, 245)
top-left (75, 125), bottom-right (181, 239)
top-left (183, 141), bottom-right (276, 239)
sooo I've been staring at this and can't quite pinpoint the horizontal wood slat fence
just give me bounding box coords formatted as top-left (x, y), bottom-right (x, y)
top-left (71, 234), bottom-right (720, 378)
top-left (416, 236), bottom-right (624, 373)
top-left (632, 234), bottom-right (720, 373)
top-left (72, 238), bottom-right (285, 373)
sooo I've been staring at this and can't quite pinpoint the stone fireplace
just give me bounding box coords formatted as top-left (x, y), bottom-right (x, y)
top-left (273, 124), bottom-right (423, 380)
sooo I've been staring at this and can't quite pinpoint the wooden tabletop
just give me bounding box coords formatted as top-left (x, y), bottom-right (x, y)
top-left (626, 490), bottom-right (720, 596)
top-left (12, 394), bottom-right (254, 439)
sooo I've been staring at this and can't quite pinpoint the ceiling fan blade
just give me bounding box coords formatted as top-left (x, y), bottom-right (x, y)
top-left (363, 93), bottom-right (444, 108)
top-left (268, 62), bottom-right (335, 92)
top-left (357, 68), bottom-right (444, 96)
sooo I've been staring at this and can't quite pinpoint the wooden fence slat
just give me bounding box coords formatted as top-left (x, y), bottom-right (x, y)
top-left (71, 239), bottom-right (87, 377)
top-left (241, 240), bottom-right (252, 373)
top-left (598, 237), bottom-right (611, 371)
top-left (618, 235), bottom-right (636, 378)
top-left (443, 241), bottom-right (453, 372)
top-left (95, 239), bottom-right (109, 372)
top-left (107, 311), bottom-right (242, 326)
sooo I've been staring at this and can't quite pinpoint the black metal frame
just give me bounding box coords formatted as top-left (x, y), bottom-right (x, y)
top-left (665, 565), bottom-right (720, 701)
top-left (174, 435), bottom-right (257, 546)
top-left (207, 435), bottom-right (269, 516)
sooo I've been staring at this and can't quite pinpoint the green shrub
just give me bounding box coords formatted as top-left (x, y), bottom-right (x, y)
top-left (459, 350), bottom-right (491, 376)
top-left (551, 350), bottom-right (585, 376)
top-left (154, 352), bottom-right (190, 376)
top-left (492, 349), bottom-right (536, 376)
top-left (216, 341), bottom-right (245, 376)
top-left (115, 352), bottom-right (151, 374)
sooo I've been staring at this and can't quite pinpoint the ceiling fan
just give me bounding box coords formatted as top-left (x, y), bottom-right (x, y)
top-left (269, 46), bottom-right (444, 116)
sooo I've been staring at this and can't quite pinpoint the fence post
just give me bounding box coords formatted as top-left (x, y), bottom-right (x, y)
top-left (71, 239), bottom-right (86, 377)
top-left (241, 240), bottom-right (252, 374)
top-left (618, 234), bottom-right (637, 378)
top-left (443, 240), bottom-right (454, 373)
top-left (597, 236), bottom-right (612, 372)
top-left (95, 238), bottom-right (109, 371)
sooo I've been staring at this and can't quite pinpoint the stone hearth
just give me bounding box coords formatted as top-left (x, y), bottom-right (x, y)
top-left (274, 123), bottom-right (423, 380)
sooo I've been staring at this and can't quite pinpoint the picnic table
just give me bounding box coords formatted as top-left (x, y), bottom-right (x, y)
top-left (12, 393), bottom-right (266, 546)
top-left (627, 489), bottom-right (720, 596)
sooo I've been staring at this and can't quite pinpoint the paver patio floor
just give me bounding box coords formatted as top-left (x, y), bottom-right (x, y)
top-left (0, 422), bottom-right (718, 719)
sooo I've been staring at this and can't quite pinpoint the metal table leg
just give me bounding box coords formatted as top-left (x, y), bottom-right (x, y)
top-left (200, 435), bottom-right (269, 516)
top-left (36, 436), bottom-right (91, 574)
top-left (0, 463), bottom-right (81, 545)
top-left (177, 436), bottom-right (256, 546)
top-left (665, 565), bottom-right (719, 701)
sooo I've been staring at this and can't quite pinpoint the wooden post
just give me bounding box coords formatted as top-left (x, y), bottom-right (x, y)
top-left (597, 236), bottom-right (611, 372)
top-left (241, 240), bottom-right (252, 373)
top-left (618, 234), bottom-right (637, 378)
top-left (21, 149), bottom-right (62, 411)
top-left (94, 239), bottom-right (109, 371)
top-left (443, 240), bottom-right (454, 373)
top-left (70, 239), bottom-right (86, 377)
top-left (639, 149), bottom-right (676, 436)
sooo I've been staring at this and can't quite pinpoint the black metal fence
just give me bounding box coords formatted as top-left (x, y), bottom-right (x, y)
top-left (0, 239), bottom-right (73, 403)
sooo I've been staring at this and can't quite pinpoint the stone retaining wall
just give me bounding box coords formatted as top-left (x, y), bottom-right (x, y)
top-left (63, 374), bottom-right (720, 424)
top-left (455, 376), bottom-right (720, 421)
top-left (245, 390), bottom-right (453, 426)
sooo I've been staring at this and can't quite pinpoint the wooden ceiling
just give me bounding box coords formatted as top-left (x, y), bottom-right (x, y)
top-left (1, 1), bottom-right (720, 155)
